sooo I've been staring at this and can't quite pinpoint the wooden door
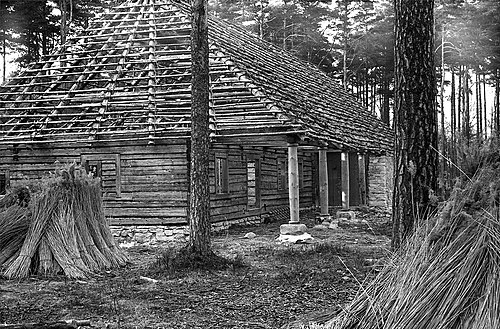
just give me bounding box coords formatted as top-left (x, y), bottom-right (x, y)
top-left (349, 153), bottom-right (361, 206)
top-left (327, 153), bottom-right (342, 206)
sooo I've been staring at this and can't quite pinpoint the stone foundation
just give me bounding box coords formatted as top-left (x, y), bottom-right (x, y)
top-left (111, 214), bottom-right (266, 245)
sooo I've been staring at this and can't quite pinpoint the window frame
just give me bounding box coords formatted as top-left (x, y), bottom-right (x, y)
top-left (277, 158), bottom-right (287, 191)
top-left (81, 153), bottom-right (121, 198)
top-left (214, 154), bottom-right (229, 194)
top-left (246, 156), bottom-right (261, 209)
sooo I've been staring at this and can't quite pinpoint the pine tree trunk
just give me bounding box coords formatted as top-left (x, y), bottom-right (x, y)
top-left (365, 66), bottom-right (369, 108)
top-left (189, 0), bottom-right (211, 257)
top-left (477, 71), bottom-right (482, 140)
top-left (464, 68), bottom-right (471, 143)
top-left (2, 32), bottom-right (5, 83)
top-left (342, 0), bottom-right (348, 90)
top-left (439, 40), bottom-right (446, 190)
top-left (451, 67), bottom-right (456, 178)
top-left (382, 78), bottom-right (390, 126)
top-left (59, 0), bottom-right (68, 44)
top-left (392, 0), bottom-right (437, 249)
top-left (483, 72), bottom-right (487, 139)
top-left (458, 66), bottom-right (462, 134)
top-left (494, 69), bottom-right (500, 138)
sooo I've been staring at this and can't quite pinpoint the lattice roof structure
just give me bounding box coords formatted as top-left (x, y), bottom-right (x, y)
top-left (0, 0), bottom-right (392, 153)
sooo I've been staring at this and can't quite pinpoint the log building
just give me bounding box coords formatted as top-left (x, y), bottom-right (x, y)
top-left (0, 0), bottom-right (392, 242)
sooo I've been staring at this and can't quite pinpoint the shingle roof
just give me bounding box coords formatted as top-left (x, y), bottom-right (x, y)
top-left (0, 0), bottom-right (392, 153)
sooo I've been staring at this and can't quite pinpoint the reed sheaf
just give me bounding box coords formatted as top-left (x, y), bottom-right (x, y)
top-left (327, 167), bottom-right (500, 329)
top-left (0, 165), bottom-right (127, 279)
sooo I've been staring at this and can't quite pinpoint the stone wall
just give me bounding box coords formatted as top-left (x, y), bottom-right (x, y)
top-left (110, 206), bottom-right (318, 245)
top-left (367, 155), bottom-right (393, 209)
top-left (111, 214), bottom-right (266, 245)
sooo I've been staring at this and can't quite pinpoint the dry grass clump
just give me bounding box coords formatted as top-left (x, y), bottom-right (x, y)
top-left (0, 165), bottom-right (127, 279)
top-left (325, 167), bottom-right (500, 329)
top-left (148, 246), bottom-right (246, 277)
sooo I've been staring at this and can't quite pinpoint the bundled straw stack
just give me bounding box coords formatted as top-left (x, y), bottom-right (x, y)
top-left (327, 166), bottom-right (500, 329)
top-left (0, 165), bottom-right (127, 279)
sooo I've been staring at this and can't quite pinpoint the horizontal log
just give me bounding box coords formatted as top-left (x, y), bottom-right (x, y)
top-left (106, 208), bottom-right (187, 217)
top-left (111, 217), bottom-right (187, 225)
top-left (0, 320), bottom-right (91, 329)
top-left (121, 184), bottom-right (188, 192)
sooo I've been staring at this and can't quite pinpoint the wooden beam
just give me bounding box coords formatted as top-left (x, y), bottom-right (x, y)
top-left (341, 151), bottom-right (349, 209)
top-left (318, 147), bottom-right (329, 216)
top-left (288, 143), bottom-right (300, 223)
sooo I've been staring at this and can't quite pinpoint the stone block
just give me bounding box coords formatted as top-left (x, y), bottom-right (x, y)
top-left (120, 229), bottom-right (130, 237)
top-left (134, 233), bottom-right (151, 244)
top-left (337, 210), bottom-right (356, 220)
top-left (244, 232), bottom-right (256, 239)
top-left (280, 223), bottom-right (307, 235)
top-left (277, 233), bottom-right (314, 244)
top-left (328, 221), bottom-right (339, 230)
top-left (156, 232), bottom-right (173, 242)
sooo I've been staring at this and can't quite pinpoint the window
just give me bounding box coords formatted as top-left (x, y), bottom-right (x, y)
top-left (277, 159), bottom-right (287, 191)
top-left (0, 170), bottom-right (9, 195)
top-left (247, 159), bottom-right (260, 208)
top-left (82, 154), bottom-right (121, 198)
top-left (215, 156), bottom-right (229, 194)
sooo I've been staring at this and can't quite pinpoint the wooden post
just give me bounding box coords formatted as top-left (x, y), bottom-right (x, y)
top-left (319, 147), bottom-right (329, 216)
top-left (288, 143), bottom-right (300, 223)
top-left (341, 151), bottom-right (350, 209)
top-left (358, 153), bottom-right (367, 205)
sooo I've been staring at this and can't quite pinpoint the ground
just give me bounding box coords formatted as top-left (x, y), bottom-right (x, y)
top-left (0, 213), bottom-right (391, 328)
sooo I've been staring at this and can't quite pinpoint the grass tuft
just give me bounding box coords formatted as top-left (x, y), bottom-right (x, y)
top-left (148, 247), bottom-right (246, 276)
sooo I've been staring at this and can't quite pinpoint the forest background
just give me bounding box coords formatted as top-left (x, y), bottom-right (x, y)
top-left (1, 0), bottom-right (499, 193)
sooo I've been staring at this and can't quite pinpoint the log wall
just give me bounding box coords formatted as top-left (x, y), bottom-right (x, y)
top-left (209, 145), bottom-right (315, 223)
top-left (0, 140), bottom-right (189, 225)
top-left (0, 141), bottom-right (316, 226)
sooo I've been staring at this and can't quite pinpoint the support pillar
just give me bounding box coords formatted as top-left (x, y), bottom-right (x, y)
top-left (341, 151), bottom-right (350, 209)
top-left (319, 147), bottom-right (329, 216)
top-left (288, 143), bottom-right (300, 223)
top-left (279, 142), bottom-right (308, 237)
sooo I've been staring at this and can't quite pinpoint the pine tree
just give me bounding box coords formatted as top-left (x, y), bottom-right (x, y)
top-left (392, 0), bottom-right (438, 248)
top-left (189, 0), bottom-right (212, 257)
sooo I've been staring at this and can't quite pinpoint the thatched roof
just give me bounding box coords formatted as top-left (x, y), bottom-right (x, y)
top-left (0, 0), bottom-right (392, 153)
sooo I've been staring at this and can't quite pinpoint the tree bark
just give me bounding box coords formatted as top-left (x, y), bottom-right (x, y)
top-left (451, 67), bottom-right (457, 178)
top-left (189, 0), bottom-right (211, 257)
top-left (382, 78), bottom-right (390, 126)
top-left (2, 31), bottom-right (5, 83)
top-left (59, 0), bottom-right (68, 45)
top-left (458, 66), bottom-right (462, 134)
top-left (464, 68), bottom-right (470, 143)
top-left (476, 71), bottom-right (482, 140)
top-left (342, 0), bottom-right (349, 90)
top-left (483, 72), bottom-right (487, 139)
top-left (494, 69), bottom-right (500, 138)
top-left (392, 0), bottom-right (437, 249)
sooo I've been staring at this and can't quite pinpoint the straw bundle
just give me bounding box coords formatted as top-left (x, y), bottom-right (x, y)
top-left (1, 165), bottom-right (127, 279)
top-left (327, 167), bottom-right (500, 329)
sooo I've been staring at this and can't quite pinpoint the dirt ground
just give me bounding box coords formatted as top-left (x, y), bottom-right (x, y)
top-left (0, 213), bottom-right (391, 328)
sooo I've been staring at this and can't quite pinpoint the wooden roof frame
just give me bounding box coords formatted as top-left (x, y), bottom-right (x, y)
top-left (0, 0), bottom-right (393, 154)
